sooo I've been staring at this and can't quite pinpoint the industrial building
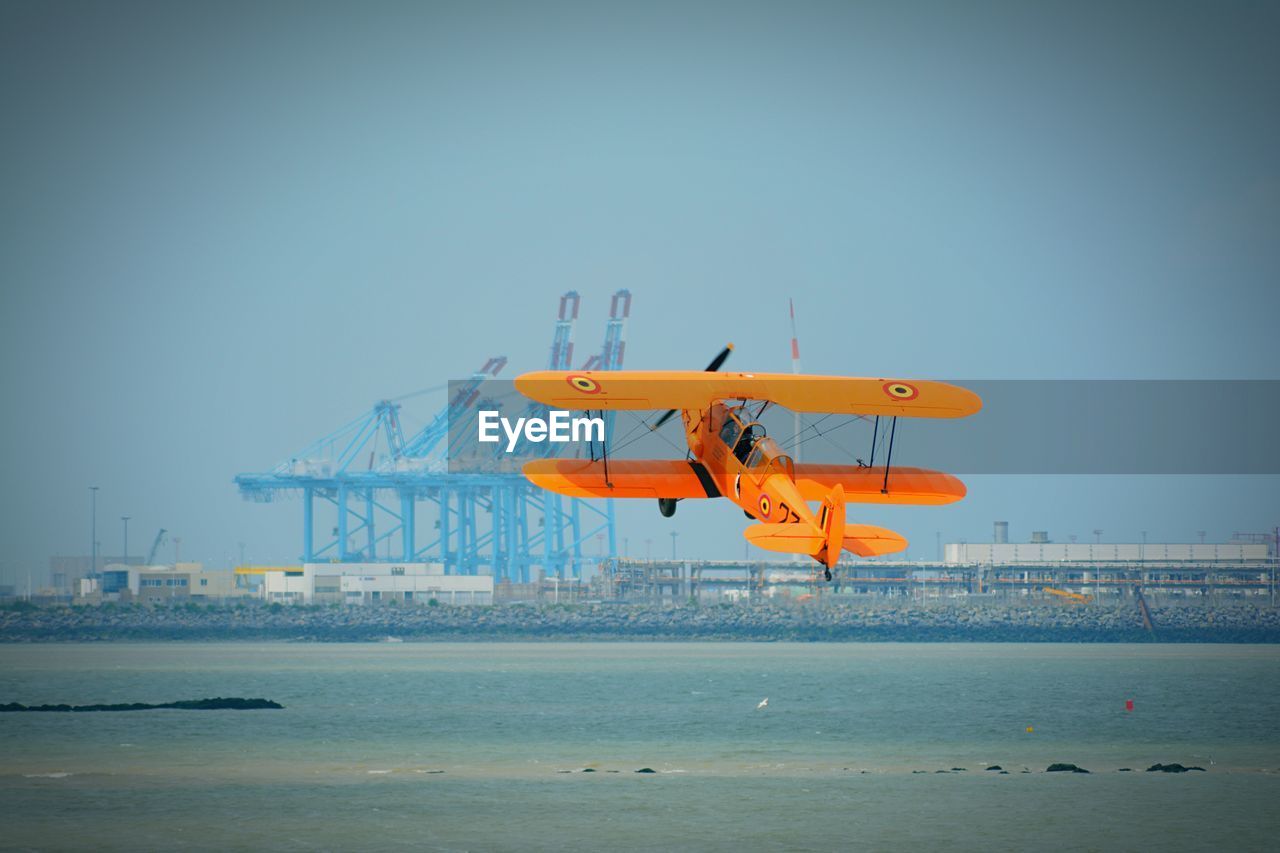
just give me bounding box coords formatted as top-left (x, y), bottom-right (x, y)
top-left (945, 542), bottom-right (1268, 564)
top-left (50, 555), bottom-right (139, 593)
top-left (77, 563), bottom-right (250, 603)
top-left (596, 527), bottom-right (1278, 603)
top-left (937, 531), bottom-right (1276, 600)
top-left (251, 563), bottom-right (493, 606)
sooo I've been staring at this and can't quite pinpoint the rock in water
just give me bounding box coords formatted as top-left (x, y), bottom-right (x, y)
top-left (635, 768), bottom-right (656, 774)
top-left (0, 697), bottom-right (283, 712)
top-left (1146, 763), bottom-right (1206, 773)
top-left (985, 765), bottom-right (1003, 771)
top-left (165, 698), bottom-right (283, 710)
top-left (1046, 763), bottom-right (1090, 773)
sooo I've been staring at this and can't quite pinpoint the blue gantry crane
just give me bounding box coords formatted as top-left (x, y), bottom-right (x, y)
top-left (234, 291), bottom-right (631, 581)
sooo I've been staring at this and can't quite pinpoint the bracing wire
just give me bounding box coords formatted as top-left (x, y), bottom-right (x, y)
top-left (389, 383), bottom-right (449, 403)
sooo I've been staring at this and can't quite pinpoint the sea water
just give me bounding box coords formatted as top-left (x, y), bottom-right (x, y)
top-left (2, 643), bottom-right (1278, 851)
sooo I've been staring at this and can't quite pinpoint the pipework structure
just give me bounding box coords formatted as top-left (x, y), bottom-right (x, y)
top-left (235, 290), bottom-right (631, 582)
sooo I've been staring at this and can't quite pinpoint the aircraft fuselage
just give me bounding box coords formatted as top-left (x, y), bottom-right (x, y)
top-left (682, 402), bottom-right (821, 535)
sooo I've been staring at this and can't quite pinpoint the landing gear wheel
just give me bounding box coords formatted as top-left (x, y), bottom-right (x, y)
top-left (823, 569), bottom-right (832, 582)
top-left (658, 497), bottom-right (677, 518)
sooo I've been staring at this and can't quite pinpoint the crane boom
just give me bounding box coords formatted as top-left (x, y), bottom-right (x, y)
top-left (146, 529), bottom-right (168, 566)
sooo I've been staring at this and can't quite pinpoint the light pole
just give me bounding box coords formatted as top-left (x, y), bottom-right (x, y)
top-left (122, 517), bottom-right (131, 565)
top-left (670, 531), bottom-right (678, 560)
top-left (89, 486), bottom-right (99, 578)
top-left (645, 538), bottom-right (652, 561)
top-left (1093, 529), bottom-right (1103, 544)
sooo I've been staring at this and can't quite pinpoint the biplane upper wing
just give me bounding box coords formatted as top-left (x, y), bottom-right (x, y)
top-left (792, 464), bottom-right (967, 505)
top-left (515, 371), bottom-right (981, 418)
top-left (522, 458), bottom-right (721, 500)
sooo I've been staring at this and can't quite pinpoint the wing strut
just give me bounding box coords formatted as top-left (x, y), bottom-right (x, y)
top-left (880, 416), bottom-right (898, 494)
top-left (594, 410), bottom-right (613, 488)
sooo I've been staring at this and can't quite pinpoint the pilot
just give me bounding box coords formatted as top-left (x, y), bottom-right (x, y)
top-left (733, 425), bottom-right (759, 463)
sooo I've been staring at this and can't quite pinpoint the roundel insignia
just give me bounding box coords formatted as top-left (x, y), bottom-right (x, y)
top-left (882, 381), bottom-right (919, 401)
top-left (565, 374), bottom-right (602, 394)
top-left (734, 474), bottom-right (742, 499)
top-left (758, 494), bottom-right (772, 519)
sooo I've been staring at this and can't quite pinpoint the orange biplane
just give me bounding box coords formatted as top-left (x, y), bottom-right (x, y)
top-left (515, 346), bottom-right (981, 580)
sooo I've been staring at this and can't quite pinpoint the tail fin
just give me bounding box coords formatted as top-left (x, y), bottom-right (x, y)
top-left (816, 484), bottom-right (846, 569)
top-left (741, 483), bottom-right (907, 564)
top-left (742, 484), bottom-right (850, 566)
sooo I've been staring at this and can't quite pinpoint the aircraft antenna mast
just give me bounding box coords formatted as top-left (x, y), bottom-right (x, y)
top-left (788, 298), bottom-right (802, 464)
top-left (789, 299), bottom-right (804, 563)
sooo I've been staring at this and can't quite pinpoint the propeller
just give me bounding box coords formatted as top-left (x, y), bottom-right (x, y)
top-left (651, 343), bottom-right (733, 430)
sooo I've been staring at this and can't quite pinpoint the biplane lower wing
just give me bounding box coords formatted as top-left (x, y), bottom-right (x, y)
top-left (522, 458), bottom-right (721, 499)
top-left (743, 523), bottom-right (908, 558)
top-left (792, 465), bottom-right (967, 505)
top-left (524, 460), bottom-right (964, 506)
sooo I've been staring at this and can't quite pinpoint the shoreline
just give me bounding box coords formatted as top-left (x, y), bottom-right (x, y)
top-left (3, 601), bottom-right (1278, 643)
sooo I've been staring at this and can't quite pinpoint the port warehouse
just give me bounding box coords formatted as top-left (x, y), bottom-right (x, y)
top-left (56, 562), bottom-right (493, 606)
top-left (76, 563), bottom-right (249, 603)
top-left (249, 563), bottom-right (492, 605)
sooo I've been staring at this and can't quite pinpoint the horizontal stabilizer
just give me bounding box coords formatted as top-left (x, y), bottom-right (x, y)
top-left (843, 525), bottom-right (909, 557)
top-left (744, 522), bottom-right (908, 558)
top-left (743, 523), bottom-right (824, 556)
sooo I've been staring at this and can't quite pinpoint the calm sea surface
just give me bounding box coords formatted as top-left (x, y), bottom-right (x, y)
top-left (2, 642), bottom-right (1278, 851)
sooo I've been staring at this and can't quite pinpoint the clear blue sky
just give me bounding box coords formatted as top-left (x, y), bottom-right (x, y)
top-left (2, 0), bottom-right (1276, 577)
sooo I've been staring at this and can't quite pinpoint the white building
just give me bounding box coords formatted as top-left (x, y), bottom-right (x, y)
top-left (261, 562), bottom-right (492, 605)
